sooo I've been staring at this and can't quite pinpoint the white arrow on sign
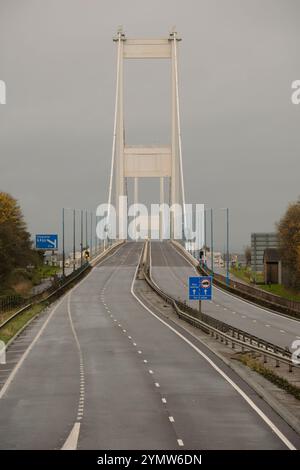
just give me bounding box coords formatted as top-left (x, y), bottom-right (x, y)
top-left (204, 289), bottom-right (207, 295)
top-left (193, 289), bottom-right (196, 295)
top-left (46, 239), bottom-right (57, 248)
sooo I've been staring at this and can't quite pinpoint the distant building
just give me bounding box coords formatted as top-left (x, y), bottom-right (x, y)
top-left (251, 232), bottom-right (278, 274)
top-left (263, 248), bottom-right (281, 284)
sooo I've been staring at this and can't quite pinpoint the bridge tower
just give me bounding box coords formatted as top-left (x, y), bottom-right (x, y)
top-left (108, 28), bottom-right (186, 239)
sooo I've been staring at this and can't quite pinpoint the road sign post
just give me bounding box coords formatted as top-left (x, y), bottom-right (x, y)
top-left (189, 276), bottom-right (213, 315)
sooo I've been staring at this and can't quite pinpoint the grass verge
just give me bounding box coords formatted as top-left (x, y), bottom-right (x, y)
top-left (230, 267), bottom-right (264, 284)
top-left (259, 283), bottom-right (300, 302)
top-left (236, 353), bottom-right (300, 401)
top-left (0, 303), bottom-right (46, 344)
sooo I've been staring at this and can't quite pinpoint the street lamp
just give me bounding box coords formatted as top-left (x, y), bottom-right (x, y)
top-left (203, 207), bottom-right (230, 285)
top-left (62, 208), bottom-right (65, 277)
top-left (62, 207), bottom-right (81, 273)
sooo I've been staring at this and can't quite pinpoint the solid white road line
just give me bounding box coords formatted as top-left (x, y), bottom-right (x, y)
top-left (131, 246), bottom-right (296, 450)
top-left (0, 296), bottom-right (66, 400)
top-left (0, 242), bottom-right (125, 402)
top-left (61, 423), bottom-right (81, 450)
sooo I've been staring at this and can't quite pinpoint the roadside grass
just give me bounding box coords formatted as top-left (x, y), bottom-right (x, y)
top-left (237, 353), bottom-right (300, 401)
top-left (259, 283), bottom-right (300, 302)
top-left (0, 264), bottom-right (92, 344)
top-left (0, 307), bottom-right (23, 326)
top-left (31, 264), bottom-right (60, 286)
top-left (0, 304), bottom-right (45, 344)
top-left (230, 266), bottom-right (264, 284)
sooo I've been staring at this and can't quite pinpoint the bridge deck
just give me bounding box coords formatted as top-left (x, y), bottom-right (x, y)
top-left (0, 242), bottom-right (298, 449)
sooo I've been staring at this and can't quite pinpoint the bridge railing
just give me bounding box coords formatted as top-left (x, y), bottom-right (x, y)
top-left (173, 240), bottom-right (300, 320)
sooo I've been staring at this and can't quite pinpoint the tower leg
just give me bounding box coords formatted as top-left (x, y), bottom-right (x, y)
top-left (159, 177), bottom-right (164, 240)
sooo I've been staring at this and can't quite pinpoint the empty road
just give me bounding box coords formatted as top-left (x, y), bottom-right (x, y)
top-left (150, 241), bottom-right (300, 350)
top-left (0, 242), bottom-right (299, 449)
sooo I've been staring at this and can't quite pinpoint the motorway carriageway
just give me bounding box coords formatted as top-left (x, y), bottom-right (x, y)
top-left (0, 242), bottom-right (299, 449)
top-left (150, 241), bottom-right (300, 350)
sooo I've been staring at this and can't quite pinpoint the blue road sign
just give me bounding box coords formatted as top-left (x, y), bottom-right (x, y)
top-left (199, 276), bottom-right (212, 300)
top-left (189, 276), bottom-right (212, 301)
top-left (189, 276), bottom-right (200, 300)
top-left (35, 234), bottom-right (58, 250)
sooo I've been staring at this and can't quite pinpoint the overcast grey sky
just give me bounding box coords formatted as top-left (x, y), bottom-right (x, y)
top-left (1, 0), bottom-right (299, 252)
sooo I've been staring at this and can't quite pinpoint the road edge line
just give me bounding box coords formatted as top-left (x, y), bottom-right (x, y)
top-left (130, 244), bottom-right (296, 451)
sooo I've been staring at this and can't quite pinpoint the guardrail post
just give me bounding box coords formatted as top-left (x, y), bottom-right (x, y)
top-left (289, 363), bottom-right (293, 373)
top-left (263, 355), bottom-right (267, 364)
top-left (231, 341), bottom-right (235, 349)
top-left (275, 359), bottom-right (279, 368)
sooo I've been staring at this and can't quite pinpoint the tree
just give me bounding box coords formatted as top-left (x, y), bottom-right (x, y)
top-left (277, 198), bottom-right (300, 289)
top-left (244, 246), bottom-right (251, 266)
top-left (0, 192), bottom-right (38, 289)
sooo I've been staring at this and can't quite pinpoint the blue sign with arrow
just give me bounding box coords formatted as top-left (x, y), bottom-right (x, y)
top-left (35, 234), bottom-right (58, 250)
top-left (189, 276), bottom-right (212, 301)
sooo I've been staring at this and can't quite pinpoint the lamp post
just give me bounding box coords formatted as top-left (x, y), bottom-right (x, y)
top-left (90, 211), bottom-right (93, 258)
top-left (62, 208), bottom-right (65, 277)
top-left (73, 209), bottom-right (76, 271)
top-left (202, 207), bottom-right (229, 282)
top-left (80, 210), bottom-right (83, 267)
top-left (226, 207), bottom-right (229, 287)
top-left (210, 208), bottom-right (214, 275)
top-left (85, 210), bottom-right (88, 250)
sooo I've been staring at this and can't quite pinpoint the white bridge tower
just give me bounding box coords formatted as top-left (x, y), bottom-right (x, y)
top-left (107, 28), bottom-right (186, 239)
